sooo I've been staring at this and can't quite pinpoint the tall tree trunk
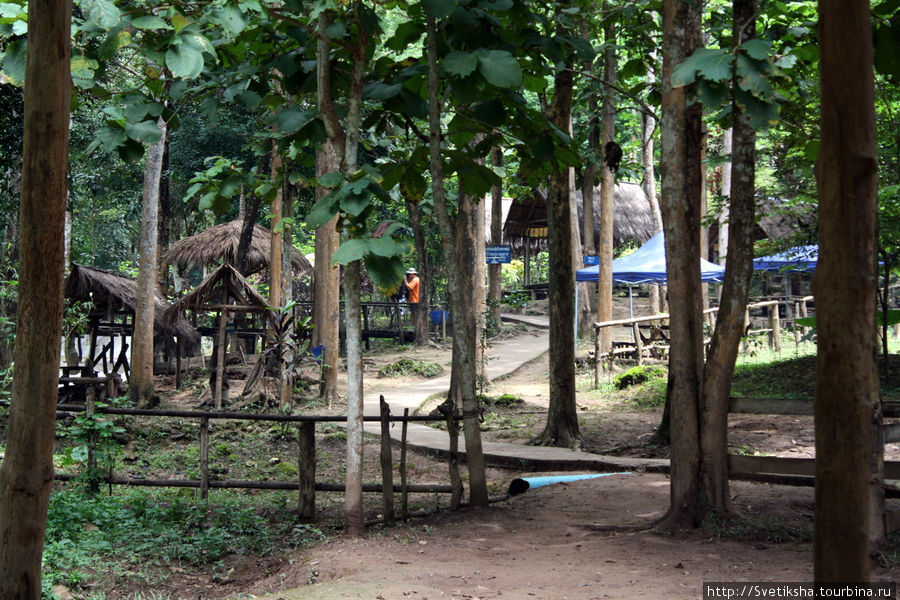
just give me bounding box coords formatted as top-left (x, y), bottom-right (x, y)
top-left (269, 141), bottom-right (284, 310)
top-left (157, 124), bottom-right (172, 294)
top-left (642, 54), bottom-right (663, 314)
top-left (427, 16), bottom-right (489, 505)
top-left (718, 128), bottom-right (732, 266)
top-left (699, 0), bottom-right (757, 515)
top-left (540, 60), bottom-right (581, 449)
top-left (814, 0), bottom-right (880, 580)
top-left (0, 3), bottom-right (72, 596)
top-left (488, 146), bottom-right (503, 328)
top-left (597, 19), bottom-right (617, 361)
top-left (131, 117), bottom-right (167, 407)
top-left (657, 0), bottom-right (705, 529)
top-left (280, 180), bottom-right (295, 408)
top-left (474, 150), bottom-right (487, 384)
top-left (313, 142), bottom-right (341, 402)
top-left (405, 194), bottom-right (430, 346)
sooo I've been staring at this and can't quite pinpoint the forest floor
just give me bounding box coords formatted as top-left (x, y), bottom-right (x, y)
top-left (135, 300), bottom-right (900, 600)
top-left (45, 297), bottom-right (900, 599)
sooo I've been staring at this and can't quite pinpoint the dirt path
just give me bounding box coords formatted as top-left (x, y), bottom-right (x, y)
top-left (247, 472), bottom-right (892, 600)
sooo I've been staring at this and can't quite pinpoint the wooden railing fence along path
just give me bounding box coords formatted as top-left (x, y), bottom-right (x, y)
top-left (50, 395), bottom-right (463, 525)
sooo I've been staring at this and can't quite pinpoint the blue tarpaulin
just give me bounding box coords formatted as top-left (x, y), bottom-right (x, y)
top-left (575, 231), bottom-right (726, 284)
top-left (752, 245), bottom-right (817, 273)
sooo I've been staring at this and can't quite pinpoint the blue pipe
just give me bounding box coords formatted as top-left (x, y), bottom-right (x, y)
top-left (507, 472), bottom-right (632, 496)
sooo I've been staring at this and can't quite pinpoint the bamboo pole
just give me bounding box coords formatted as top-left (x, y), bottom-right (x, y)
top-left (86, 385), bottom-right (99, 494)
top-left (379, 396), bottom-right (395, 524)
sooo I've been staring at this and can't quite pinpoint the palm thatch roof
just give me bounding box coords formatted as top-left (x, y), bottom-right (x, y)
top-left (503, 182), bottom-right (657, 252)
top-left (65, 264), bottom-right (200, 349)
top-left (163, 219), bottom-right (313, 277)
top-left (164, 263), bottom-right (276, 329)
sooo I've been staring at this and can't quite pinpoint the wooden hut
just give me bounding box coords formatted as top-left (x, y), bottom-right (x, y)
top-left (163, 219), bottom-right (313, 277)
top-left (164, 263), bottom-right (276, 408)
top-left (502, 182), bottom-right (657, 286)
top-left (63, 264), bottom-right (200, 399)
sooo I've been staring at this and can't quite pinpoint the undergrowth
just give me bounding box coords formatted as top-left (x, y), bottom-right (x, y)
top-left (377, 358), bottom-right (443, 378)
top-left (703, 509), bottom-right (812, 544)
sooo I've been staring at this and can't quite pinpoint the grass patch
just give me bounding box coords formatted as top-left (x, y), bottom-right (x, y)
top-left (378, 358), bottom-right (444, 378)
top-left (703, 509), bottom-right (812, 544)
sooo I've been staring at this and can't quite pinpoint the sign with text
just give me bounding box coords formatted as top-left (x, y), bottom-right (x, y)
top-left (486, 245), bottom-right (512, 264)
top-left (584, 255), bottom-right (599, 266)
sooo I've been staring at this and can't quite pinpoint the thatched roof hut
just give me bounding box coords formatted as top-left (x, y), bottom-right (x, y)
top-left (503, 182), bottom-right (657, 253)
top-left (163, 219), bottom-right (313, 277)
top-left (163, 263), bottom-right (276, 328)
top-left (65, 264), bottom-right (200, 350)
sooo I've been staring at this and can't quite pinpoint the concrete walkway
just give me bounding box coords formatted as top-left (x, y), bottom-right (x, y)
top-left (360, 318), bottom-right (668, 474)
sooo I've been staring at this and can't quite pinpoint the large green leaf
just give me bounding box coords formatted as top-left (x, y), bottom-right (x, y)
top-left (82, 0), bottom-right (121, 30)
top-left (306, 194), bottom-right (340, 228)
top-left (364, 81), bottom-right (402, 100)
top-left (734, 87), bottom-right (780, 131)
top-left (340, 191), bottom-right (371, 217)
top-left (1, 38), bottom-right (25, 86)
top-left (473, 99), bottom-right (506, 127)
top-left (165, 44), bottom-right (204, 79)
top-left (444, 51), bottom-right (478, 77)
top-left (422, 0), bottom-right (458, 19)
top-left (740, 39), bottom-right (771, 61)
top-left (364, 254), bottom-right (405, 294)
top-left (277, 108), bottom-right (317, 134)
top-left (736, 54), bottom-right (774, 100)
top-left (98, 28), bottom-right (132, 61)
top-left (874, 16), bottom-right (900, 80)
top-left (131, 15), bottom-right (169, 30)
top-left (96, 124), bottom-right (128, 152)
top-left (125, 120), bottom-right (163, 144)
top-left (477, 49), bottom-right (521, 88)
top-left (211, 6), bottom-right (248, 36)
top-left (71, 54), bottom-right (99, 90)
top-left (386, 21), bottom-right (424, 52)
top-left (318, 171), bottom-right (343, 187)
top-left (332, 238), bottom-right (368, 265)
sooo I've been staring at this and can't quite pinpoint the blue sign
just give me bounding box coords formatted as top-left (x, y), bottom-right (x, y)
top-left (584, 255), bottom-right (599, 266)
top-left (486, 245), bottom-right (512, 264)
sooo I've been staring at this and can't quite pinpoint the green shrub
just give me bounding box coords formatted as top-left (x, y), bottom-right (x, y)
top-left (613, 365), bottom-right (667, 390)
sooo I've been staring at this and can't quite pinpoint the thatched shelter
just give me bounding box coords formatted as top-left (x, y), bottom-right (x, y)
top-left (503, 182), bottom-right (657, 253)
top-left (163, 219), bottom-right (313, 277)
top-left (164, 263), bottom-right (278, 408)
top-left (64, 264), bottom-right (200, 378)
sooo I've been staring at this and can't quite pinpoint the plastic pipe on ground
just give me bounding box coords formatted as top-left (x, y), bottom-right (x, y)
top-left (507, 472), bottom-right (632, 496)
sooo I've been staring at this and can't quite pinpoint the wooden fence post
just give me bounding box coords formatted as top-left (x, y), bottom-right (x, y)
top-left (633, 322), bottom-right (643, 366)
top-left (769, 304), bottom-right (782, 352)
top-left (86, 386), bottom-right (99, 494)
top-left (400, 408), bottom-right (409, 519)
top-left (379, 396), bottom-right (395, 524)
top-left (200, 416), bottom-right (210, 500)
top-left (298, 421), bottom-right (316, 521)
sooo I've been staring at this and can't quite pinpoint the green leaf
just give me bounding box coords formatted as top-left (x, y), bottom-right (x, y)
top-left (96, 124), bottom-right (127, 152)
top-left (332, 239), bottom-right (368, 265)
top-left (444, 51), bottom-right (478, 77)
top-left (131, 15), bottom-right (170, 30)
top-left (478, 0), bottom-right (513, 9)
top-left (694, 48), bottom-right (732, 83)
top-left (364, 81), bottom-right (403, 100)
top-left (386, 21), bottom-right (423, 52)
top-left (236, 90), bottom-right (262, 109)
top-left (1, 38), bottom-right (25, 86)
top-left (325, 20), bottom-right (346, 39)
top-left (734, 87), bottom-right (780, 131)
top-left (117, 138), bottom-right (145, 163)
top-left (211, 6), bottom-right (248, 35)
top-left (98, 28), bottom-right (132, 61)
top-left (165, 44), bottom-right (204, 79)
top-left (422, 0), bottom-right (458, 19)
top-left (736, 54), bottom-right (774, 99)
top-left (874, 18), bottom-right (900, 80)
top-left (740, 39), bottom-right (771, 61)
top-left (318, 171), bottom-right (343, 187)
top-left (277, 108), bottom-right (317, 134)
top-left (82, 0), bottom-right (121, 30)
top-left (696, 80), bottom-right (729, 109)
top-left (877, 310), bottom-right (900, 327)
top-left (340, 191), bottom-right (370, 217)
top-left (473, 99), bottom-right (506, 126)
top-left (364, 254), bottom-right (405, 293)
top-left (794, 316), bottom-right (816, 328)
top-left (125, 120), bottom-right (163, 144)
top-left (171, 13), bottom-right (190, 33)
top-left (367, 235), bottom-right (404, 258)
top-left (306, 195), bottom-right (340, 228)
top-left (476, 49), bottom-right (521, 88)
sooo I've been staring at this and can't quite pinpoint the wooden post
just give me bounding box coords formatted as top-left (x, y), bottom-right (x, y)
top-left (633, 322), bottom-right (643, 365)
top-left (741, 307), bottom-right (751, 354)
top-left (799, 298), bottom-right (809, 338)
top-left (200, 416), bottom-right (210, 500)
top-left (379, 396), bottom-right (395, 524)
top-left (400, 408), bottom-right (409, 519)
top-left (794, 301), bottom-right (802, 346)
top-left (593, 325), bottom-right (602, 387)
top-left (362, 304), bottom-right (371, 351)
top-left (86, 385), bottom-right (99, 494)
top-left (769, 304), bottom-right (782, 352)
top-left (214, 307), bottom-right (227, 410)
top-left (298, 421), bottom-right (316, 521)
top-left (446, 399), bottom-right (463, 511)
top-left (175, 337), bottom-right (182, 390)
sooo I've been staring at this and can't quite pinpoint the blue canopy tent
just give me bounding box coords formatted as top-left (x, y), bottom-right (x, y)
top-left (575, 231), bottom-right (725, 327)
top-left (752, 245), bottom-right (818, 273)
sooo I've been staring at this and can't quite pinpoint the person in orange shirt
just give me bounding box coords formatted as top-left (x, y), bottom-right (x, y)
top-left (404, 267), bottom-right (420, 314)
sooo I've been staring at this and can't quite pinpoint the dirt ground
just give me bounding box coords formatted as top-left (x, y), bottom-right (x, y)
top-left (167, 314), bottom-right (900, 600)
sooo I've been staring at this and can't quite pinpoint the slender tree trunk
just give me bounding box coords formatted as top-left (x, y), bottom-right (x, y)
top-left (699, 0), bottom-right (757, 515)
top-left (488, 146), bottom-right (503, 327)
top-left (718, 128), bottom-right (732, 266)
top-left (405, 195), bottom-right (430, 346)
top-left (0, 3), bottom-right (72, 596)
top-left (597, 19), bottom-right (617, 360)
top-left (313, 145), bottom-right (341, 403)
top-left (427, 16), bottom-right (489, 505)
top-left (642, 54), bottom-right (663, 314)
top-left (269, 140), bottom-right (284, 310)
top-left (131, 117), bottom-right (167, 407)
top-left (280, 180), bottom-right (295, 408)
top-left (540, 61), bottom-right (581, 449)
top-left (814, 0), bottom-right (880, 580)
top-left (657, 0), bottom-right (705, 529)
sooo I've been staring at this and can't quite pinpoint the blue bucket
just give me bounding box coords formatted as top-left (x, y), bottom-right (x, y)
top-left (430, 309), bottom-right (450, 325)
top-left (311, 344), bottom-right (325, 363)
